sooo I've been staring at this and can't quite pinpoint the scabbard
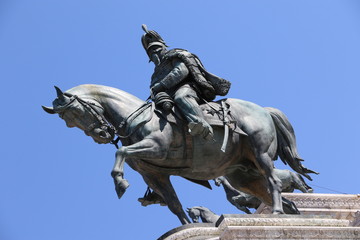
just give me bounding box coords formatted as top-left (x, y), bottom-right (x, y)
top-left (220, 101), bottom-right (230, 153)
top-left (221, 123), bottom-right (229, 153)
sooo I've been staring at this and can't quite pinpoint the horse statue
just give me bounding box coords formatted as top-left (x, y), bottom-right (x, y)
top-left (186, 206), bottom-right (220, 223)
top-left (214, 170), bottom-right (313, 214)
top-left (42, 84), bottom-right (317, 224)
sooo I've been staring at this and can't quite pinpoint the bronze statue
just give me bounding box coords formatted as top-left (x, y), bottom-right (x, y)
top-left (42, 24), bottom-right (317, 225)
top-left (43, 83), bottom-right (317, 224)
top-left (142, 24), bottom-right (231, 140)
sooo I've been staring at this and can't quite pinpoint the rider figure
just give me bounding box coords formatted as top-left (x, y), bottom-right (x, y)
top-left (141, 24), bottom-right (231, 140)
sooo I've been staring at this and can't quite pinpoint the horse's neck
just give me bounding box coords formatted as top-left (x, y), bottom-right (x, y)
top-left (70, 84), bottom-right (145, 131)
top-left (199, 208), bottom-right (213, 218)
top-left (199, 208), bottom-right (218, 223)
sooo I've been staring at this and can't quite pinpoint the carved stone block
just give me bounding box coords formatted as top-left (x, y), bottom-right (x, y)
top-left (159, 193), bottom-right (360, 240)
top-left (256, 193), bottom-right (360, 222)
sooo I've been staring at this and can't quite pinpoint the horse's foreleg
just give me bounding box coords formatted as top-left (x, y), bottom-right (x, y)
top-left (142, 173), bottom-right (191, 225)
top-left (111, 139), bottom-right (168, 199)
top-left (111, 146), bottom-right (129, 199)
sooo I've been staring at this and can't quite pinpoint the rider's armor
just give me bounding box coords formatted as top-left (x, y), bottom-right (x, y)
top-left (142, 24), bottom-right (231, 139)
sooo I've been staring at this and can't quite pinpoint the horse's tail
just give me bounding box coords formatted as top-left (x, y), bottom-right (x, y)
top-left (265, 107), bottom-right (319, 181)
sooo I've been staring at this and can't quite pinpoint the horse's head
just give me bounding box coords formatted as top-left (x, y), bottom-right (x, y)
top-left (186, 207), bottom-right (200, 223)
top-left (42, 86), bottom-right (115, 144)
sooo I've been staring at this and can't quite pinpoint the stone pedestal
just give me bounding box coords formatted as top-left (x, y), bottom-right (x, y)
top-left (256, 193), bottom-right (360, 226)
top-left (216, 214), bottom-right (359, 239)
top-left (158, 193), bottom-right (360, 240)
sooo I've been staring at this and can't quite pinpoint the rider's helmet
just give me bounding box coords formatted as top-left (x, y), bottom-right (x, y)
top-left (141, 24), bottom-right (168, 60)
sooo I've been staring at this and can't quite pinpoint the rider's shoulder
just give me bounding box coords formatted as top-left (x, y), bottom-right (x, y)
top-left (165, 49), bottom-right (200, 70)
top-left (165, 48), bottom-right (192, 59)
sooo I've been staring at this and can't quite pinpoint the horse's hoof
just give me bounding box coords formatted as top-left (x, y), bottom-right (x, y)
top-left (116, 190), bottom-right (125, 199)
top-left (138, 198), bottom-right (150, 206)
top-left (272, 210), bottom-right (284, 215)
top-left (115, 179), bottom-right (130, 199)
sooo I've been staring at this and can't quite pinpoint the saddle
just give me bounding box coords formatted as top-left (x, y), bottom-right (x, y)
top-left (155, 99), bottom-right (246, 137)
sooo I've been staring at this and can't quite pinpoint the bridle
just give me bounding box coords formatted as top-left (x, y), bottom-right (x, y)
top-left (58, 93), bottom-right (117, 144)
top-left (59, 93), bottom-right (154, 149)
top-left (73, 95), bottom-right (117, 134)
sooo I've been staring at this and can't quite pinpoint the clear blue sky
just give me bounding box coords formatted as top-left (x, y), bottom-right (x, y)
top-left (1, 1), bottom-right (360, 239)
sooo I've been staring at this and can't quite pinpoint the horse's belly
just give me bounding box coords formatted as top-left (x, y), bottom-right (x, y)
top-left (188, 128), bottom-right (242, 180)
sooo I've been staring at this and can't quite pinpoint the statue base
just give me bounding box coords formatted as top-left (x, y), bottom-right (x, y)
top-left (256, 193), bottom-right (360, 224)
top-left (158, 193), bottom-right (360, 240)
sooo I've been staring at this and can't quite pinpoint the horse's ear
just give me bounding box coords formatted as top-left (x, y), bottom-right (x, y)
top-left (55, 85), bottom-right (63, 96)
top-left (42, 105), bottom-right (56, 114)
top-left (54, 86), bottom-right (67, 103)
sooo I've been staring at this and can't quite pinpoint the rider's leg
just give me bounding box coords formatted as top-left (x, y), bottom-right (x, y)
top-left (173, 84), bottom-right (213, 139)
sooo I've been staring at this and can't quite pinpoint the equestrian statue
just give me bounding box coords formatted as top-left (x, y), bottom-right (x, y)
top-left (42, 25), bottom-right (318, 224)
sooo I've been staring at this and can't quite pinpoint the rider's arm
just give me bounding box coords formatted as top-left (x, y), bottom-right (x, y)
top-left (160, 59), bottom-right (189, 90)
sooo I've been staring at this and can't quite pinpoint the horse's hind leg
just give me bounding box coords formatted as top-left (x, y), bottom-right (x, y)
top-left (226, 171), bottom-right (300, 214)
top-left (225, 169), bottom-right (273, 210)
top-left (255, 153), bottom-right (284, 214)
top-left (245, 130), bottom-right (284, 213)
top-left (141, 172), bottom-right (191, 225)
top-left (228, 154), bottom-right (284, 213)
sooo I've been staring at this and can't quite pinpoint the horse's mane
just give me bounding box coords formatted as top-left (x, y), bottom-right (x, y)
top-left (66, 84), bottom-right (145, 104)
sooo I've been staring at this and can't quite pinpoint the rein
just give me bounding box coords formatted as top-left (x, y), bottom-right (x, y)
top-left (114, 101), bottom-right (154, 139)
top-left (111, 101), bottom-right (154, 148)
